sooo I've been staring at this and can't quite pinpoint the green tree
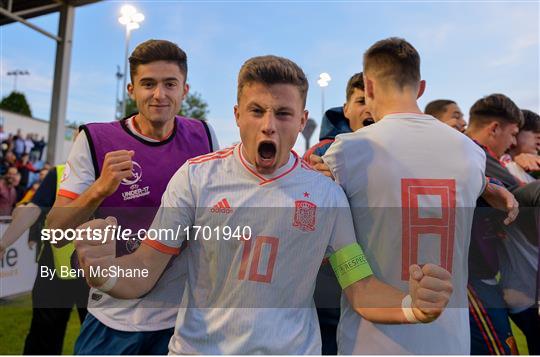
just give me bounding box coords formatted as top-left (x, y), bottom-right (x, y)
top-left (123, 91), bottom-right (209, 120)
top-left (180, 92), bottom-right (209, 120)
top-left (0, 91), bottom-right (32, 117)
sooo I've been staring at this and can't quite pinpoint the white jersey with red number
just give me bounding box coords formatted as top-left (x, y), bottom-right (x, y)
top-left (146, 144), bottom-right (359, 354)
top-left (324, 113), bottom-right (486, 355)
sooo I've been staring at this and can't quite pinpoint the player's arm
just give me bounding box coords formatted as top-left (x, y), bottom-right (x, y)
top-left (47, 133), bottom-right (134, 241)
top-left (0, 203), bottom-right (41, 256)
top-left (481, 179), bottom-right (518, 225)
top-left (74, 163), bottom-right (195, 299)
top-left (0, 168), bottom-right (58, 256)
top-left (328, 242), bottom-right (452, 324)
top-left (74, 217), bottom-right (172, 299)
top-left (513, 153), bottom-right (540, 172)
top-left (325, 184), bottom-right (452, 324)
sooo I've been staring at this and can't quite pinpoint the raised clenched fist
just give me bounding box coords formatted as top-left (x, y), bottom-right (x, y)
top-left (408, 263), bottom-right (453, 323)
top-left (95, 150), bottom-right (135, 198)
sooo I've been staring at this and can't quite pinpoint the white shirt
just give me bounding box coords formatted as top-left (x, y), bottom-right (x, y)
top-left (148, 144), bottom-right (360, 354)
top-left (324, 113), bottom-right (486, 355)
top-left (59, 116), bottom-right (219, 331)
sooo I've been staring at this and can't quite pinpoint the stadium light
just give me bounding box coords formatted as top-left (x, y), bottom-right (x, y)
top-left (6, 69), bottom-right (30, 91)
top-left (317, 73), bottom-right (331, 117)
top-left (118, 5), bottom-right (144, 118)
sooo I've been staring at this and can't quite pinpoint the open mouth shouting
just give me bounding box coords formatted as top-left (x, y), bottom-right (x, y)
top-left (256, 140), bottom-right (277, 171)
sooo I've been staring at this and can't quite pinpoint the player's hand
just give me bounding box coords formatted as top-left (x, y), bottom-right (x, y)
top-left (514, 153), bottom-right (540, 172)
top-left (74, 216), bottom-right (117, 288)
top-left (309, 154), bottom-right (334, 180)
top-left (482, 182), bottom-right (519, 225)
top-left (28, 240), bottom-right (36, 250)
top-left (95, 150), bottom-right (135, 198)
top-left (408, 264), bottom-right (453, 323)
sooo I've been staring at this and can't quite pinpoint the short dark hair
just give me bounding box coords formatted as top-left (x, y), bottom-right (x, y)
top-left (521, 109), bottom-right (540, 133)
top-left (469, 94), bottom-right (523, 129)
top-left (424, 99), bottom-right (456, 119)
top-left (363, 37), bottom-right (420, 89)
top-left (345, 73), bottom-right (364, 101)
top-left (237, 55), bottom-right (308, 107)
top-left (129, 39), bottom-right (187, 82)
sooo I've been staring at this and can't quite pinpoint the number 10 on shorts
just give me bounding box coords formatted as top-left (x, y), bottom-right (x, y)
top-left (401, 178), bottom-right (456, 280)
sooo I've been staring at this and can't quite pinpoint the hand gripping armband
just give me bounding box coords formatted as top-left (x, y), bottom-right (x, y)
top-left (329, 243), bottom-right (373, 289)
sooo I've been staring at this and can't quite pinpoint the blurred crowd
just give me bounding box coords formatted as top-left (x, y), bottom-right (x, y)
top-left (0, 125), bottom-right (49, 216)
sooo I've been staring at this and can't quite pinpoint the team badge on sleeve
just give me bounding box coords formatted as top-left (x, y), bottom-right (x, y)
top-left (293, 200), bottom-right (316, 232)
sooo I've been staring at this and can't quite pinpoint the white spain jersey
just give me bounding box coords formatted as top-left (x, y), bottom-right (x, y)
top-left (324, 113), bottom-right (486, 355)
top-left (146, 144), bottom-right (360, 354)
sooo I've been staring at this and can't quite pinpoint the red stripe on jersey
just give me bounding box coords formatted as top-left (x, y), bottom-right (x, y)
top-left (189, 150), bottom-right (234, 165)
top-left (142, 239), bottom-right (181, 255)
top-left (57, 189), bottom-right (80, 200)
top-left (189, 146), bottom-right (235, 163)
top-left (301, 159), bottom-right (316, 171)
top-left (303, 139), bottom-right (334, 161)
top-left (222, 199), bottom-right (231, 208)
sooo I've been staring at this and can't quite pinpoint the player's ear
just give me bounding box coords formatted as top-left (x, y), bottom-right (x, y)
top-left (234, 105), bottom-right (240, 127)
top-left (488, 121), bottom-right (500, 136)
top-left (364, 74), bottom-right (374, 100)
top-left (127, 83), bottom-right (134, 99)
top-left (182, 83), bottom-right (190, 101)
top-left (299, 110), bottom-right (309, 132)
top-left (417, 80), bottom-right (426, 99)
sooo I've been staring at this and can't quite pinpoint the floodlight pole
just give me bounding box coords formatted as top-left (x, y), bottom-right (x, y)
top-left (47, 4), bottom-right (74, 165)
top-left (121, 27), bottom-right (131, 118)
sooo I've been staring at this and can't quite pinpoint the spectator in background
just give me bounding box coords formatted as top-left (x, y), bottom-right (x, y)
top-left (501, 109), bottom-right (540, 183)
top-left (24, 133), bottom-right (35, 155)
top-left (16, 153), bottom-right (39, 189)
top-left (2, 134), bottom-right (14, 158)
top-left (0, 166), bottom-right (19, 215)
top-left (0, 125), bottom-right (7, 157)
top-left (13, 132), bottom-right (25, 160)
top-left (31, 134), bottom-right (46, 162)
top-left (0, 151), bottom-right (16, 175)
top-left (0, 125), bottom-right (6, 142)
top-left (17, 168), bottom-right (49, 206)
top-left (425, 99), bottom-right (467, 132)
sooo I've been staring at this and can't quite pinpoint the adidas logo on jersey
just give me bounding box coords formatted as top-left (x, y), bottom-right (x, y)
top-left (210, 198), bottom-right (233, 214)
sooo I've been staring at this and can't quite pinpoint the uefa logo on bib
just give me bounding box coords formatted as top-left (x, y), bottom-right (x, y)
top-left (121, 161), bottom-right (142, 186)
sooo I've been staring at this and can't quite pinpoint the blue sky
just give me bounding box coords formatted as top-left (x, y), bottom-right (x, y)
top-left (1, 1), bottom-right (538, 153)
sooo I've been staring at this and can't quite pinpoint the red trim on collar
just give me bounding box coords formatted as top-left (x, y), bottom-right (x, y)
top-left (238, 143), bottom-right (299, 185)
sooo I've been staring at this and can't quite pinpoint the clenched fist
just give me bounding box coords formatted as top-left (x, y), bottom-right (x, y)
top-left (95, 150), bottom-right (135, 198)
top-left (74, 216), bottom-right (117, 288)
top-left (408, 264), bottom-right (453, 323)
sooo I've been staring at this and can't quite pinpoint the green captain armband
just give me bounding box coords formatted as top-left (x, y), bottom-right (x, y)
top-left (329, 243), bottom-right (373, 289)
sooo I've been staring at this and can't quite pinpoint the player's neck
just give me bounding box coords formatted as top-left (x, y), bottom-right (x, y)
top-left (372, 89), bottom-right (422, 121)
top-left (376, 102), bottom-right (423, 121)
top-left (133, 114), bottom-right (174, 141)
